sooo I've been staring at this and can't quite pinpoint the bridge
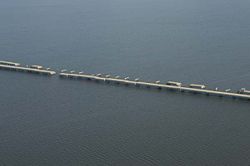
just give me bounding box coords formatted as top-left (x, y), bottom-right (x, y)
top-left (0, 63), bottom-right (56, 75)
top-left (59, 71), bottom-right (250, 100)
top-left (1, 60), bottom-right (249, 101)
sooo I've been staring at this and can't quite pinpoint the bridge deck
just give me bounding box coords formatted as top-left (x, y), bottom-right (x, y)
top-left (59, 72), bottom-right (250, 100)
top-left (0, 64), bottom-right (56, 75)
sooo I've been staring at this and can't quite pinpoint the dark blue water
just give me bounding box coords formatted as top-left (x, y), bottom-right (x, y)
top-left (1, 0), bottom-right (250, 165)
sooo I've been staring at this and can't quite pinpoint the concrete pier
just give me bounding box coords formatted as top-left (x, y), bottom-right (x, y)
top-left (59, 71), bottom-right (250, 100)
top-left (0, 63), bottom-right (56, 75)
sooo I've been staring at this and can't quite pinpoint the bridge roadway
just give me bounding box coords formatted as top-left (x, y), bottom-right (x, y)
top-left (60, 72), bottom-right (250, 100)
top-left (0, 64), bottom-right (56, 75)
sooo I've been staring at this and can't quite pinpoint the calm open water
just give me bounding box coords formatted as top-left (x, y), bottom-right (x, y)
top-left (1, 0), bottom-right (250, 165)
